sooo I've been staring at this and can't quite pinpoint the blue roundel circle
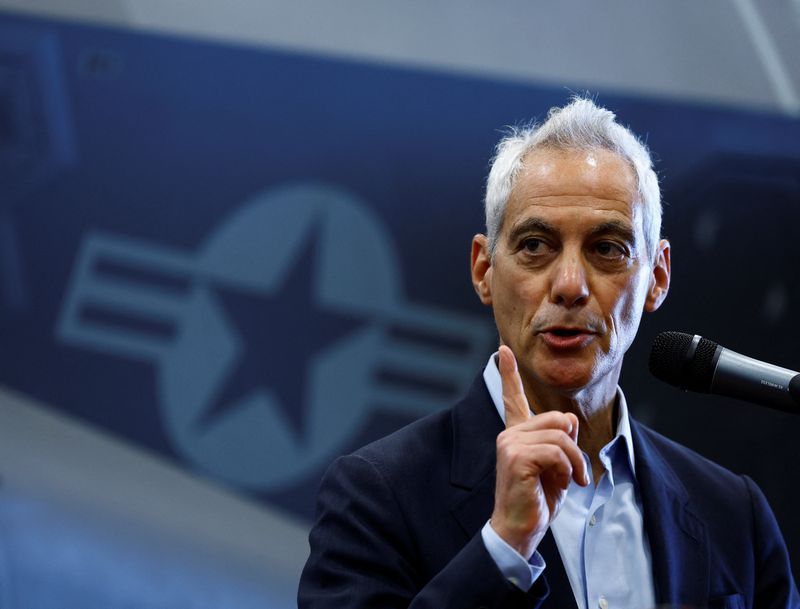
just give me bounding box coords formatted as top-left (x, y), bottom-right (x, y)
top-left (158, 182), bottom-right (401, 489)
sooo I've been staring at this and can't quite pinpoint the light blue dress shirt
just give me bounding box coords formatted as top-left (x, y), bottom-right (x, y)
top-left (480, 354), bottom-right (656, 609)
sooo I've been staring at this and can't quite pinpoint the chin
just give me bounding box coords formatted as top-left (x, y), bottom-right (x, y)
top-left (536, 363), bottom-right (595, 393)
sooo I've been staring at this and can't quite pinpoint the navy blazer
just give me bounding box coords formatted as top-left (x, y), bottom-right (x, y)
top-left (299, 376), bottom-right (799, 609)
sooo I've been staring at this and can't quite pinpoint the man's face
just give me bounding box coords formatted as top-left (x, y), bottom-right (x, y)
top-left (472, 148), bottom-right (670, 399)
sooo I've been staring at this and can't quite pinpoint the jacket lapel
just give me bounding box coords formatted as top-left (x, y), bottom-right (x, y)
top-left (447, 375), bottom-right (577, 609)
top-left (631, 420), bottom-right (709, 607)
top-left (448, 375), bottom-right (501, 538)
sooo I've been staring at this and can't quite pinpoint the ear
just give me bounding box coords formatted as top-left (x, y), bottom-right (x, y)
top-left (471, 234), bottom-right (493, 306)
top-left (644, 239), bottom-right (671, 313)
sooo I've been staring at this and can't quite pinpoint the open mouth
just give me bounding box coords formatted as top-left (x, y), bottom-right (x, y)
top-left (540, 327), bottom-right (596, 349)
top-left (549, 328), bottom-right (587, 337)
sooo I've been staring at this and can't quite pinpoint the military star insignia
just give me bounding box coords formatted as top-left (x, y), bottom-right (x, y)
top-left (196, 220), bottom-right (365, 440)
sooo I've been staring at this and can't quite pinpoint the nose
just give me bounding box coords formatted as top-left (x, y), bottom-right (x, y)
top-left (550, 254), bottom-right (589, 308)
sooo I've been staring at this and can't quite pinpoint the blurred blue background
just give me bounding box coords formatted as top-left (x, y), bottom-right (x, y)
top-left (0, 1), bottom-right (798, 606)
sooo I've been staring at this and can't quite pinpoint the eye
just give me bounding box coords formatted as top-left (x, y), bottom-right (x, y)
top-left (521, 238), bottom-right (548, 254)
top-left (522, 238), bottom-right (544, 249)
top-left (593, 241), bottom-right (627, 259)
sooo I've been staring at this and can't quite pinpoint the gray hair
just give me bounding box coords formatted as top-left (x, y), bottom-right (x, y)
top-left (484, 96), bottom-right (662, 260)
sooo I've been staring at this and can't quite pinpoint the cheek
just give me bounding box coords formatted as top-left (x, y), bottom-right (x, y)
top-left (494, 264), bottom-right (532, 309)
top-left (491, 269), bottom-right (543, 338)
top-left (495, 284), bottom-right (527, 326)
top-left (609, 271), bottom-right (649, 337)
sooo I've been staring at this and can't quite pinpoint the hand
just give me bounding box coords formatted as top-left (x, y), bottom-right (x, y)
top-left (490, 345), bottom-right (589, 557)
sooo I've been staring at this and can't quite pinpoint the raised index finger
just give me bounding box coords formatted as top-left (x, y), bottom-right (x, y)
top-left (498, 345), bottom-right (531, 428)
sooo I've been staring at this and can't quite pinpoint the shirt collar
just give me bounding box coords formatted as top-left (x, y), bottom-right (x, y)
top-left (482, 352), bottom-right (637, 474)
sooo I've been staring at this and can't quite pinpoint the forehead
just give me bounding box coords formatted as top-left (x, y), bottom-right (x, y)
top-left (505, 148), bottom-right (640, 230)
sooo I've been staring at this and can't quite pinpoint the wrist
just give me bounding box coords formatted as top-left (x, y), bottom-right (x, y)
top-left (488, 518), bottom-right (545, 559)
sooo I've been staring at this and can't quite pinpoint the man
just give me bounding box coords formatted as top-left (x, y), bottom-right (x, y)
top-left (298, 97), bottom-right (799, 608)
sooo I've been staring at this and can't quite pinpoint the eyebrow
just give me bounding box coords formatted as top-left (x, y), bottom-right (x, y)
top-left (589, 221), bottom-right (637, 246)
top-left (506, 218), bottom-right (560, 245)
top-left (506, 217), bottom-right (637, 246)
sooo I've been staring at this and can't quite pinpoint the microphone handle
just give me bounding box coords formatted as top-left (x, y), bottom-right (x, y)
top-left (712, 348), bottom-right (800, 414)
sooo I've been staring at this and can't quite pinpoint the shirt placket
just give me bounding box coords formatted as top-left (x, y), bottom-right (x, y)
top-left (583, 442), bottom-right (617, 609)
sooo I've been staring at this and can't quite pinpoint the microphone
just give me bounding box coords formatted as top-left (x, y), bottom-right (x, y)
top-left (649, 331), bottom-right (800, 414)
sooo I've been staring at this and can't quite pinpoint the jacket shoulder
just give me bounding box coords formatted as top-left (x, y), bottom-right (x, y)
top-left (633, 420), bottom-right (749, 500)
top-left (349, 407), bottom-right (454, 480)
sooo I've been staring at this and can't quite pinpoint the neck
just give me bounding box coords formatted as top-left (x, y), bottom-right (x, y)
top-left (522, 376), bottom-right (619, 475)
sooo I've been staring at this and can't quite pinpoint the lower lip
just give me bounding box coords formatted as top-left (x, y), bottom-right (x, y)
top-left (540, 332), bottom-right (596, 349)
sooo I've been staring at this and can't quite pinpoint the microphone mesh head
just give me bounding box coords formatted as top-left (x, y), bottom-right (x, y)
top-left (649, 331), bottom-right (693, 383)
top-left (649, 331), bottom-right (719, 392)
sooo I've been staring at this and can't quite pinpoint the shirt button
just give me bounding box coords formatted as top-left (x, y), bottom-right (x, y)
top-left (598, 596), bottom-right (608, 609)
top-left (589, 514), bottom-right (597, 526)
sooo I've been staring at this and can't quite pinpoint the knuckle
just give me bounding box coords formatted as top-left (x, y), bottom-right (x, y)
top-left (496, 430), bottom-right (512, 450)
top-left (497, 436), bottom-right (517, 458)
top-left (541, 444), bottom-right (559, 460)
top-left (502, 448), bottom-right (521, 469)
top-left (544, 429), bottom-right (570, 445)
